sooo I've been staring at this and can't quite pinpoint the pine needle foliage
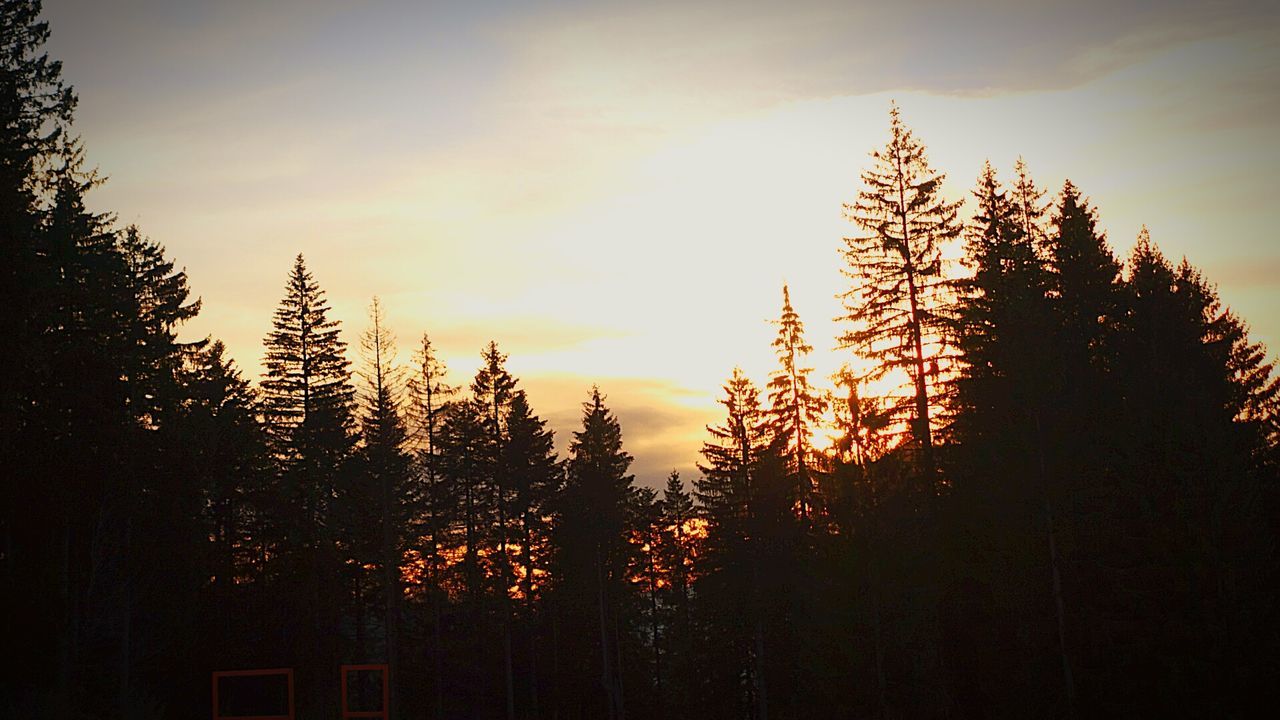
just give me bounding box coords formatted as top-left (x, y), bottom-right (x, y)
top-left (838, 102), bottom-right (961, 471)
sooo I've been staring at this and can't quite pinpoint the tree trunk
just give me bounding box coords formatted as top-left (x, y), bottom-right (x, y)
top-left (596, 546), bottom-right (617, 720)
top-left (1035, 413), bottom-right (1075, 712)
top-left (381, 478), bottom-right (400, 720)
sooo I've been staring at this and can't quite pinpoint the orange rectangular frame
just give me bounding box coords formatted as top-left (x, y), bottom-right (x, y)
top-left (212, 668), bottom-right (295, 720)
top-left (340, 663), bottom-right (389, 719)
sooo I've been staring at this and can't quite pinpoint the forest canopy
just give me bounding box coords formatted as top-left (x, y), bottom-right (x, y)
top-left (3, 2), bottom-right (1278, 719)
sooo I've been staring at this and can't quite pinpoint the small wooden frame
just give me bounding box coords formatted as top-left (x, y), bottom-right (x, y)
top-left (212, 668), bottom-right (295, 720)
top-left (340, 663), bottom-right (389, 719)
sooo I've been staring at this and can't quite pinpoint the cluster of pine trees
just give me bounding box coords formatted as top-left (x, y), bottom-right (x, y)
top-left (4, 3), bottom-right (1278, 718)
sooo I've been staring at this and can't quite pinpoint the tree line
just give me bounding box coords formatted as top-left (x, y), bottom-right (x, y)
top-left (3, 2), bottom-right (1277, 718)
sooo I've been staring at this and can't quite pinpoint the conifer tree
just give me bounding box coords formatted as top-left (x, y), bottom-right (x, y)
top-left (353, 297), bottom-right (412, 716)
top-left (465, 341), bottom-right (522, 719)
top-left (259, 254), bottom-right (356, 702)
top-left (437, 396), bottom-right (491, 601)
top-left (659, 470), bottom-right (695, 628)
top-left (838, 102), bottom-right (961, 477)
top-left (553, 387), bottom-right (637, 720)
top-left (30, 140), bottom-right (138, 711)
top-left (1010, 157), bottom-right (1050, 255)
top-left (950, 161), bottom-right (1069, 712)
top-left (0, 0), bottom-right (76, 462)
top-left (185, 341), bottom-right (268, 592)
top-left (694, 368), bottom-right (779, 719)
top-left (261, 254), bottom-right (356, 533)
top-left (117, 225), bottom-right (202, 426)
top-left (502, 389), bottom-right (561, 715)
top-left (953, 161), bottom-right (1052, 446)
top-left (406, 333), bottom-right (455, 720)
top-left (766, 284), bottom-right (827, 522)
top-left (1046, 181), bottom-right (1123, 376)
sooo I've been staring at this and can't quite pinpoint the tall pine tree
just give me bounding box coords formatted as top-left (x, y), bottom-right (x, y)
top-left (838, 102), bottom-right (961, 478)
top-left (766, 284), bottom-right (827, 523)
top-left (259, 253), bottom-right (356, 711)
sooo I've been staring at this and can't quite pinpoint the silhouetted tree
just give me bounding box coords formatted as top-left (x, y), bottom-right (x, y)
top-left (503, 389), bottom-right (562, 717)
top-left (260, 254), bottom-right (356, 709)
top-left (350, 298), bottom-right (412, 718)
top-left (406, 332), bottom-right (455, 720)
top-left (694, 369), bottom-right (779, 720)
top-left (766, 284), bottom-right (827, 523)
top-left (551, 387), bottom-right (637, 720)
top-left (838, 102), bottom-right (961, 479)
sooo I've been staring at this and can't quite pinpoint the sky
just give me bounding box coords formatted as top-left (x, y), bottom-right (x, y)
top-left (45, 0), bottom-right (1280, 485)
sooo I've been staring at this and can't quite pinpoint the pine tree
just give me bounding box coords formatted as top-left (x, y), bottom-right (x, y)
top-left (0, 0), bottom-right (77, 460)
top-left (1010, 157), bottom-right (1050, 256)
top-left (553, 387), bottom-right (637, 720)
top-left (1096, 229), bottom-right (1280, 713)
top-left (502, 389), bottom-right (561, 716)
top-left (838, 102), bottom-right (961, 477)
top-left (697, 369), bottom-right (771, 531)
top-left (259, 253), bottom-right (356, 707)
top-left (261, 254), bottom-right (356, 537)
top-left (185, 341), bottom-right (268, 591)
top-left (1046, 180), bottom-right (1123, 378)
top-left (117, 225), bottom-right (202, 427)
top-left (949, 161), bottom-right (1068, 714)
top-left (352, 297), bottom-right (412, 716)
top-left (766, 284), bottom-right (827, 523)
top-left (830, 366), bottom-right (892, 470)
top-left (657, 469), bottom-right (697, 713)
top-left (28, 140), bottom-right (137, 713)
top-left (466, 341), bottom-right (522, 719)
top-left (953, 161), bottom-right (1052, 448)
top-left (694, 368), bottom-right (779, 719)
top-left (405, 332), bottom-right (455, 720)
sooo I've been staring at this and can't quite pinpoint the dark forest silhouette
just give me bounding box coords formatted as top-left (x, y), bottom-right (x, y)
top-left (3, 2), bottom-right (1278, 718)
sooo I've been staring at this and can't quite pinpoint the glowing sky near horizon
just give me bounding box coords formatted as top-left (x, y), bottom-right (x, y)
top-left (47, 0), bottom-right (1280, 484)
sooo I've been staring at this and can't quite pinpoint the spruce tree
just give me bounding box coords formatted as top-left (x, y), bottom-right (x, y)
top-left (950, 161), bottom-right (1068, 713)
top-left (466, 341), bottom-right (521, 719)
top-left (694, 368), bottom-right (780, 719)
top-left (117, 225), bottom-right (202, 427)
top-left (766, 284), bottom-right (827, 523)
top-left (259, 253), bottom-right (355, 707)
top-left (185, 341), bottom-right (268, 592)
top-left (838, 102), bottom-right (961, 477)
top-left (502, 389), bottom-right (561, 716)
top-left (261, 254), bottom-right (356, 535)
top-left (405, 332), bottom-right (455, 720)
top-left (0, 0), bottom-right (76, 460)
top-left (953, 161), bottom-right (1052, 451)
top-left (353, 297), bottom-right (412, 716)
top-left (552, 387), bottom-right (637, 720)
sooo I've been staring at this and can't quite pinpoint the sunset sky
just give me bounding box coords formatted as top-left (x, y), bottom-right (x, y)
top-left (48, 0), bottom-right (1280, 484)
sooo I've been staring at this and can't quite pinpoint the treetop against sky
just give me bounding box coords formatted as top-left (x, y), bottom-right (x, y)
top-left (47, 0), bottom-right (1280, 482)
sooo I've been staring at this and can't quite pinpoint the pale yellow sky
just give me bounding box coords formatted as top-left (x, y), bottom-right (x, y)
top-left (48, 0), bottom-right (1280, 483)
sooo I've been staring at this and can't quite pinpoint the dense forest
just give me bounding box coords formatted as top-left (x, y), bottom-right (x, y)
top-left (4, 2), bottom-right (1278, 718)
